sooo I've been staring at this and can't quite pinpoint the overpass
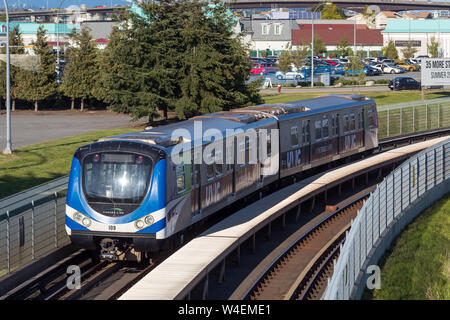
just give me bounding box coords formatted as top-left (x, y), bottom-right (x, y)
top-left (229, 0), bottom-right (450, 11)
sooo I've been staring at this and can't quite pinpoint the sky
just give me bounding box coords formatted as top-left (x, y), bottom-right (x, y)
top-left (0, 0), bottom-right (133, 10)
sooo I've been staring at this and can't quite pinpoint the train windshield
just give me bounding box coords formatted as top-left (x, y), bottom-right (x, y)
top-left (82, 153), bottom-right (153, 204)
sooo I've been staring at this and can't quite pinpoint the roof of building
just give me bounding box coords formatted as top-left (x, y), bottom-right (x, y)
top-left (382, 19), bottom-right (450, 33)
top-left (292, 23), bottom-right (383, 46)
top-left (380, 11), bottom-right (398, 18)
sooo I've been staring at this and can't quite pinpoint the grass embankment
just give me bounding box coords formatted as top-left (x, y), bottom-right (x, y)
top-left (0, 128), bottom-right (140, 199)
top-left (262, 90), bottom-right (450, 105)
top-left (366, 194), bottom-right (450, 300)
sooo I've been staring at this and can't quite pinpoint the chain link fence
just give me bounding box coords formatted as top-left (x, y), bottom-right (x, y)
top-left (323, 138), bottom-right (450, 300)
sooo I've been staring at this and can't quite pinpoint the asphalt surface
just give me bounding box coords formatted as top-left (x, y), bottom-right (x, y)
top-left (0, 110), bottom-right (144, 150)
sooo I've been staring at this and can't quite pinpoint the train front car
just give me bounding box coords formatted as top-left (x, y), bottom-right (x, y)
top-left (65, 139), bottom-right (166, 261)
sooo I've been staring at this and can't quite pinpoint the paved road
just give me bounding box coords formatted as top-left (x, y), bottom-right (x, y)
top-left (0, 110), bottom-right (145, 150)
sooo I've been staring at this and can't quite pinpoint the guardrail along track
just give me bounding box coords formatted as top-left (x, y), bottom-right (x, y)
top-left (243, 195), bottom-right (368, 300)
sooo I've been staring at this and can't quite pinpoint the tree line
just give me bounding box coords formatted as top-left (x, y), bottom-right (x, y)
top-left (0, 0), bottom-right (263, 122)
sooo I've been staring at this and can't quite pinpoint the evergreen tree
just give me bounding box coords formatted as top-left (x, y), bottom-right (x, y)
top-left (0, 26), bottom-right (25, 111)
top-left (16, 26), bottom-right (57, 111)
top-left (381, 40), bottom-right (399, 60)
top-left (60, 26), bottom-right (99, 111)
top-left (427, 36), bottom-right (439, 58)
top-left (401, 41), bottom-right (418, 59)
top-left (100, 0), bottom-right (261, 121)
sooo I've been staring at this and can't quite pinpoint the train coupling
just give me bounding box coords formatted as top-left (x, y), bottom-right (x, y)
top-left (100, 238), bottom-right (118, 260)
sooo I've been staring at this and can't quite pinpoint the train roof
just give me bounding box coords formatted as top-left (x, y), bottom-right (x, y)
top-left (100, 94), bottom-right (374, 150)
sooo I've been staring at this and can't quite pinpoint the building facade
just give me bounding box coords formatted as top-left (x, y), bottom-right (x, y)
top-left (382, 20), bottom-right (450, 58)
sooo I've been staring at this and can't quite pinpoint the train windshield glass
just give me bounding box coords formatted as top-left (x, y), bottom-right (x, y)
top-left (82, 153), bottom-right (152, 204)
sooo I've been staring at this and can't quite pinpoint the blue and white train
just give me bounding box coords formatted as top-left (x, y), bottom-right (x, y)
top-left (65, 95), bottom-right (378, 260)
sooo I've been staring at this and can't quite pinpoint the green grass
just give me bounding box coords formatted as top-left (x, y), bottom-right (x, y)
top-left (0, 128), bottom-right (140, 199)
top-left (262, 90), bottom-right (450, 106)
top-left (365, 194), bottom-right (450, 300)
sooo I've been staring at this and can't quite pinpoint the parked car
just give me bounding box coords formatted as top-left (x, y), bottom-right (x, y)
top-left (364, 65), bottom-right (381, 76)
top-left (276, 70), bottom-right (303, 80)
top-left (324, 59), bottom-right (339, 66)
top-left (251, 64), bottom-right (265, 75)
top-left (394, 62), bottom-right (418, 72)
top-left (373, 63), bottom-right (402, 74)
top-left (388, 77), bottom-right (421, 90)
top-left (262, 62), bottom-right (277, 73)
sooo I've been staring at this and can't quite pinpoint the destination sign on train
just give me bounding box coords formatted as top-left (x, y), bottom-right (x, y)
top-left (422, 58), bottom-right (450, 86)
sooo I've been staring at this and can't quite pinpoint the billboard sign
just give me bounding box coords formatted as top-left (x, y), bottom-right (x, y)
top-left (421, 58), bottom-right (450, 86)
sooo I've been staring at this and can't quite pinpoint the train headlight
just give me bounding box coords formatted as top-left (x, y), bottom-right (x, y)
top-left (144, 215), bottom-right (154, 226)
top-left (82, 217), bottom-right (91, 227)
top-left (135, 220), bottom-right (145, 230)
top-left (73, 212), bottom-right (82, 222)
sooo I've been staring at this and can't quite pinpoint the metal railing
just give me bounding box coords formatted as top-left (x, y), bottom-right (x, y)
top-left (323, 138), bottom-right (450, 300)
top-left (0, 176), bottom-right (70, 277)
top-left (377, 97), bottom-right (450, 139)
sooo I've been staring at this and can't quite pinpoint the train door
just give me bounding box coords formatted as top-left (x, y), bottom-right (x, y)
top-left (301, 119), bottom-right (311, 164)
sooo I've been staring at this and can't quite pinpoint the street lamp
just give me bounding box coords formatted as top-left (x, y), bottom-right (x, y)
top-left (311, 2), bottom-right (331, 88)
top-left (2, 0), bottom-right (12, 154)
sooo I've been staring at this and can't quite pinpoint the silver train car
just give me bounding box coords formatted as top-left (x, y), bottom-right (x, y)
top-left (65, 94), bottom-right (378, 260)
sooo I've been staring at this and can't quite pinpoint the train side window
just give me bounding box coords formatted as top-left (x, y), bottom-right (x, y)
top-left (343, 115), bottom-right (349, 132)
top-left (302, 120), bottom-right (310, 144)
top-left (315, 120), bottom-right (322, 140)
top-left (350, 113), bottom-right (356, 131)
top-left (322, 119), bottom-right (329, 139)
top-left (215, 149), bottom-right (223, 176)
top-left (290, 126), bottom-right (299, 147)
top-left (359, 111), bottom-right (364, 129)
top-left (266, 131), bottom-right (272, 155)
top-left (238, 138), bottom-right (246, 167)
top-left (334, 114), bottom-right (339, 136)
top-left (245, 136), bottom-right (250, 165)
top-left (176, 165), bottom-right (186, 193)
top-left (368, 110), bottom-right (375, 127)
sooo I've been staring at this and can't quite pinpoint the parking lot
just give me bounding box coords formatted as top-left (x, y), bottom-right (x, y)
top-left (248, 69), bottom-right (421, 86)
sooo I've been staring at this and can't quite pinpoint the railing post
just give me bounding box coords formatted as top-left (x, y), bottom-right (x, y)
top-left (437, 103), bottom-right (440, 128)
top-left (31, 200), bottom-right (35, 260)
top-left (387, 109), bottom-right (390, 137)
top-left (417, 158), bottom-right (420, 199)
top-left (400, 107), bottom-right (402, 135)
top-left (425, 152), bottom-right (428, 192)
top-left (400, 167), bottom-right (403, 211)
top-left (54, 192), bottom-right (58, 248)
top-left (412, 105), bottom-right (415, 132)
top-left (426, 104), bottom-right (428, 130)
top-left (6, 210), bottom-right (10, 274)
